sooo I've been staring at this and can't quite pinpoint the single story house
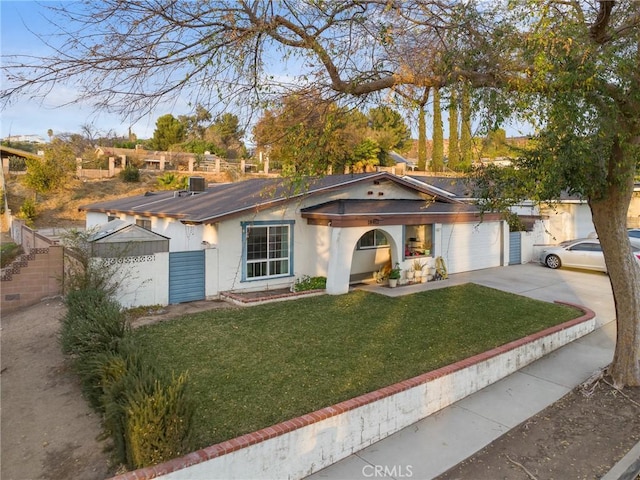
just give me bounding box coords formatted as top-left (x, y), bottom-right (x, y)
top-left (80, 172), bottom-right (505, 306)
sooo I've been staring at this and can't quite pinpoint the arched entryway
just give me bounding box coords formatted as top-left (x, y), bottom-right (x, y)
top-left (325, 225), bottom-right (403, 295)
top-left (350, 228), bottom-right (394, 284)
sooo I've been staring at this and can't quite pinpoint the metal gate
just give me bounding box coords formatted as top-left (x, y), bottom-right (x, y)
top-left (169, 251), bottom-right (205, 304)
top-left (509, 232), bottom-right (522, 265)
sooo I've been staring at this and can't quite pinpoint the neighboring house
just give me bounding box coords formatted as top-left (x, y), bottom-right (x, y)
top-left (80, 172), bottom-right (505, 306)
top-left (414, 175), bottom-right (640, 242)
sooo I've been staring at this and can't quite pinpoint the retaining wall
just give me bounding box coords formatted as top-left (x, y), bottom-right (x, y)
top-left (111, 303), bottom-right (595, 480)
top-left (1, 246), bottom-right (64, 314)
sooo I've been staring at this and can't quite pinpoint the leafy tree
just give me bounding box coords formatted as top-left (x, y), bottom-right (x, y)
top-left (459, 82), bottom-right (473, 170)
top-left (4, 0), bottom-right (640, 386)
top-left (481, 129), bottom-right (511, 159)
top-left (351, 139), bottom-right (381, 173)
top-left (417, 106), bottom-right (428, 171)
top-left (206, 113), bottom-right (246, 159)
top-left (149, 114), bottom-right (185, 151)
top-left (367, 106), bottom-right (411, 165)
top-left (447, 88), bottom-right (459, 170)
top-left (253, 92), bottom-right (370, 174)
top-left (179, 104), bottom-right (212, 140)
top-left (23, 139), bottom-right (76, 193)
top-left (432, 88), bottom-right (444, 172)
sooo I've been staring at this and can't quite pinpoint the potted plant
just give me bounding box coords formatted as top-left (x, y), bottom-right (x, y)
top-left (388, 263), bottom-right (401, 287)
top-left (412, 259), bottom-right (425, 282)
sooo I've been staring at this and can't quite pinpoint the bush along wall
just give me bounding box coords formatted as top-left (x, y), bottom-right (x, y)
top-left (59, 287), bottom-right (194, 471)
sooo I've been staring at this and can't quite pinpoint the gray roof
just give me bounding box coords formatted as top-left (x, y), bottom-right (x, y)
top-left (88, 219), bottom-right (169, 243)
top-left (301, 199), bottom-right (479, 216)
top-left (80, 172), bottom-right (463, 225)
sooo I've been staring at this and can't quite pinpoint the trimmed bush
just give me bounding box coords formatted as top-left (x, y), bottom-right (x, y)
top-left (101, 348), bottom-right (159, 465)
top-left (125, 373), bottom-right (194, 469)
top-left (59, 285), bottom-right (194, 470)
top-left (293, 275), bottom-right (327, 292)
top-left (60, 288), bottom-right (130, 357)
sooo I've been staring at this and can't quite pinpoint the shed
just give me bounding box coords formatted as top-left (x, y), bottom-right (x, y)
top-left (88, 219), bottom-right (170, 258)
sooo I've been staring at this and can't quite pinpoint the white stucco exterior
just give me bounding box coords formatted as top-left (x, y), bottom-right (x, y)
top-left (85, 176), bottom-right (507, 306)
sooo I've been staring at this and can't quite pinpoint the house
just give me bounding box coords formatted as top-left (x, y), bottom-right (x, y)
top-left (412, 175), bottom-right (640, 240)
top-left (80, 172), bottom-right (505, 306)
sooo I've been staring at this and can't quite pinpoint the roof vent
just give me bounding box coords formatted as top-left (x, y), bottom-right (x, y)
top-left (189, 176), bottom-right (206, 193)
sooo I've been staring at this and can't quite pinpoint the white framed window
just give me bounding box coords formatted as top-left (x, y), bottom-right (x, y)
top-left (357, 229), bottom-right (389, 250)
top-left (242, 221), bottom-right (294, 280)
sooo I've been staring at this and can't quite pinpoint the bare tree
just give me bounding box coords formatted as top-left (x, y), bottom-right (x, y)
top-left (2, 0), bottom-right (639, 386)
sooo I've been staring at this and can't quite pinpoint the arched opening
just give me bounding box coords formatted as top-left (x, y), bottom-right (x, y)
top-left (350, 228), bottom-right (396, 284)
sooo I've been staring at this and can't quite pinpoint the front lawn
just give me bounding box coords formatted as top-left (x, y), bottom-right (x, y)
top-left (132, 283), bottom-right (580, 448)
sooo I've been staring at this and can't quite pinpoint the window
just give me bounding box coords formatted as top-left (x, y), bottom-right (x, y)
top-left (357, 229), bottom-right (389, 250)
top-left (136, 218), bottom-right (151, 230)
top-left (404, 225), bottom-right (433, 258)
top-left (107, 215), bottom-right (120, 222)
top-left (243, 221), bottom-right (293, 279)
top-left (569, 242), bottom-right (601, 252)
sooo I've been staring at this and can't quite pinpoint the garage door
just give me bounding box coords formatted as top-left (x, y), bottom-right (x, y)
top-left (169, 251), bottom-right (205, 304)
top-left (441, 222), bottom-right (503, 274)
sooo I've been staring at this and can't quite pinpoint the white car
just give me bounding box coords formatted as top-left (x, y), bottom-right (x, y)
top-left (540, 238), bottom-right (640, 273)
top-left (628, 229), bottom-right (640, 248)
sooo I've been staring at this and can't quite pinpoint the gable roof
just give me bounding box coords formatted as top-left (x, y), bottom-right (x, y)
top-left (80, 172), bottom-right (463, 225)
top-left (88, 219), bottom-right (170, 243)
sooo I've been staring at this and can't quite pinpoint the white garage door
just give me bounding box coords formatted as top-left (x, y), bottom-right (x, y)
top-left (440, 222), bottom-right (503, 274)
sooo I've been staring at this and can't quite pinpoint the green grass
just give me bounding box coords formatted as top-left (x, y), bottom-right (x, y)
top-left (132, 283), bottom-right (580, 448)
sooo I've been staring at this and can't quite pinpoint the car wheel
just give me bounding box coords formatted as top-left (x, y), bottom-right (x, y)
top-left (545, 254), bottom-right (561, 269)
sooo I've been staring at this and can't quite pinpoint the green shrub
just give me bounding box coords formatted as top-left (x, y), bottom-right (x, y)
top-left (18, 198), bottom-right (37, 224)
top-left (101, 347), bottom-right (158, 465)
top-left (60, 288), bottom-right (130, 357)
top-left (156, 172), bottom-right (188, 190)
top-left (0, 242), bottom-right (23, 268)
top-left (8, 156), bottom-right (26, 171)
top-left (119, 165), bottom-right (140, 182)
top-left (293, 275), bottom-right (327, 292)
top-left (125, 373), bottom-right (194, 469)
top-left (73, 339), bottom-right (138, 411)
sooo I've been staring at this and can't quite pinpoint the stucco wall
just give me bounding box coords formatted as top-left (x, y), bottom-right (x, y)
top-left (105, 252), bottom-right (170, 308)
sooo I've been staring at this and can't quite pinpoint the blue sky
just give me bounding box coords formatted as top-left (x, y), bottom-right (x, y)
top-left (1, 2), bottom-right (532, 143)
top-left (0, 1), bottom-right (176, 140)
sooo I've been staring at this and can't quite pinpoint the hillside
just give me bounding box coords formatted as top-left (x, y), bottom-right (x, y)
top-left (3, 171), bottom-right (232, 231)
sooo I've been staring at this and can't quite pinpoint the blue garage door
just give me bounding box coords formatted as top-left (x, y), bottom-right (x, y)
top-left (169, 251), bottom-right (205, 304)
top-left (509, 232), bottom-right (522, 265)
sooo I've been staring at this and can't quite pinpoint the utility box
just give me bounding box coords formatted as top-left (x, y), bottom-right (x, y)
top-left (189, 176), bottom-right (206, 193)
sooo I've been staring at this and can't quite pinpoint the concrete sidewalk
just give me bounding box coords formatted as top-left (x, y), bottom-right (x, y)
top-left (307, 263), bottom-right (620, 480)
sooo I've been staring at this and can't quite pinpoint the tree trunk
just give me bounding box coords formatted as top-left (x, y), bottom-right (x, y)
top-left (589, 140), bottom-right (640, 387)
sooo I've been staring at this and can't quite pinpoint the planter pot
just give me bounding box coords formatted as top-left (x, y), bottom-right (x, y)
top-left (388, 278), bottom-right (398, 288)
top-left (406, 271), bottom-right (415, 281)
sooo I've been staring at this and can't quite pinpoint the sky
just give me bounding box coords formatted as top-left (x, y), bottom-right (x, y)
top-left (1, 1), bottom-right (533, 143)
top-left (0, 1), bottom-right (181, 141)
